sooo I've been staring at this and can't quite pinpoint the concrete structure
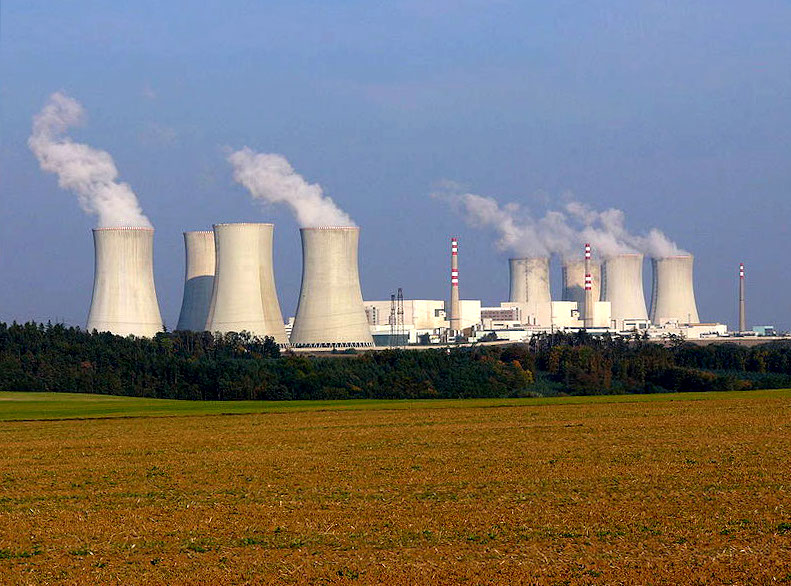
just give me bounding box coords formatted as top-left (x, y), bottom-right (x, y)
top-left (562, 255), bottom-right (601, 325)
top-left (364, 299), bottom-right (446, 330)
top-left (508, 257), bottom-right (552, 326)
top-left (176, 230), bottom-right (215, 331)
top-left (738, 263), bottom-right (746, 332)
top-left (601, 253), bottom-right (649, 330)
top-left (649, 255), bottom-right (700, 325)
top-left (449, 238), bottom-right (460, 331)
top-left (205, 223), bottom-right (288, 344)
top-left (290, 227), bottom-right (374, 348)
top-left (86, 227), bottom-right (163, 337)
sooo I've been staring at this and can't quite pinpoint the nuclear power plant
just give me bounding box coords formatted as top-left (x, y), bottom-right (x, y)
top-left (205, 223), bottom-right (289, 345)
top-left (86, 227), bottom-right (163, 338)
top-left (649, 255), bottom-right (700, 325)
top-left (289, 227), bottom-right (374, 348)
top-left (176, 230), bottom-right (215, 332)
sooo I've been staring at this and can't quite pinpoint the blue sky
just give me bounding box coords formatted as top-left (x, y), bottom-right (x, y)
top-left (1, 1), bottom-right (790, 329)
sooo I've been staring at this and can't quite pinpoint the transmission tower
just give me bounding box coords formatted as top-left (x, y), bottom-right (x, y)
top-left (389, 293), bottom-right (396, 348)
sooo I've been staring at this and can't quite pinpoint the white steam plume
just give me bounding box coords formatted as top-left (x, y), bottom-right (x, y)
top-left (228, 147), bottom-right (354, 227)
top-left (436, 184), bottom-right (687, 259)
top-left (28, 92), bottom-right (152, 228)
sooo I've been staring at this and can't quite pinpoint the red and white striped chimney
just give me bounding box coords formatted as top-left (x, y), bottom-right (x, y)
top-left (583, 243), bottom-right (593, 328)
top-left (738, 262), bottom-right (746, 332)
top-left (450, 237), bottom-right (460, 332)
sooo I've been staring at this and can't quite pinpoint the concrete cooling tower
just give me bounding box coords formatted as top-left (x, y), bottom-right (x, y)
top-left (507, 257), bottom-right (552, 326)
top-left (86, 227), bottom-right (163, 337)
top-left (562, 258), bottom-right (601, 309)
top-left (509, 257), bottom-right (551, 304)
top-left (290, 227), bottom-right (374, 348)
top-left (176, 230), bottom-right (215, 331)
top-left (205, 223), bottom-right (288, 344)
top-left (601, 254), bottom-right (649, 327)
top-left (649, 255), bottom-right (700, 325)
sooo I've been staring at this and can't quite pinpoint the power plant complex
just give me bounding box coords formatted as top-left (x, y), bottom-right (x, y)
top-left (81, 223), bottom-right (748, 347)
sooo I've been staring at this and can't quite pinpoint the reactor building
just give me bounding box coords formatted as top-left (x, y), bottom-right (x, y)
top-left (176, 230), bottom-right (215, 331)
top-left (205, 223), bottom-right (288, 344)
top-left (289, 227), bottom-right (374, 348)
top-left (86, 227), bottom-right (163, 338)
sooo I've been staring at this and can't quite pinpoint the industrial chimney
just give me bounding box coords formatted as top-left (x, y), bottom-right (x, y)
top-left (449, 237), bottom-right (460, 332)
top-left (176, 231), bottom-right (215, 331)
top-left (86, 227), bottom-right (163, 337)
top-left (600, 253), bottom-right (649, 328)
top-left (649, 255), bottom-right (700, 325)
top-left (205, 223), bottom-right (288, 344)
top-left (289, 227), bottom-right (374, 348)
top-left (738, 262), bottom-right (746, 332)
top-left (561, 250), bottom-right (601, 327)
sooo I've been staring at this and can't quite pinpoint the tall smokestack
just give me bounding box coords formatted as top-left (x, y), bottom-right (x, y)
top-left (738, 262), bottom-right (746, 332)
top-left (86, 228), bottom-right (163, 337)
top-left (290, 227), bottom-right (373, 348)
top-left (176, 231), bottom-right (215, 331)
top-left (601, 253), bottom-right (649, 328)
top-left (205, 223), bottom-right (288, 344)
top-left (584, 243), bottom-right (594, 328)
top-left (561, 255), bottom-right (601, 325)
top-left (450, 237), bottom-right (460, 332)
top-left (649, 255), bottom-right (700, 325)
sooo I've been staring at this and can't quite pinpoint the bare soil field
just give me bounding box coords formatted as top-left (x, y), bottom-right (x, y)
top-left (1, 391), bottom-right (790, 584)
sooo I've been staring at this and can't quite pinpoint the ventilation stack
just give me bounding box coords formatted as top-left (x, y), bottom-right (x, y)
top-left (601, 253), bottom-right (649, 328)
top-left (738, 262), bottom-right (746, 332)
top-left (176, 230), bottom-right (215, 331)
top-left (508, 257), bottom-right (552, 326)
top-left (561, 249), bottom-right (601, 326)
top-left (449, 237), bottom-right (460, 332)
top-left (205, 223), bottom-right (288, 344)
top-left (289, 227), bottom-right (374, 348)
top-left (649, 255), bottom-right (700, 325)
top-left (86, 227), bottom-right (163, 337)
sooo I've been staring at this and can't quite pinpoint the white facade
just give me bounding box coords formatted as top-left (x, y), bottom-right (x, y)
top-left (649, 255), bottom-right (700, 325)
top-left (176, 230), bottom-right (215, 331)
top-left (205, 223), bottom-right (288, 344)
top-left (364, 299), bottom-right (447, 330)
top-left (86, 228), bottom-right (163, 338)
top-left (290, 227), bottom-right (374, 348)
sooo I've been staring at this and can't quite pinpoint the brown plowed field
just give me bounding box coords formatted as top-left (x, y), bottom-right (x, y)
top-left (1, 392), bottom-right (790, 584)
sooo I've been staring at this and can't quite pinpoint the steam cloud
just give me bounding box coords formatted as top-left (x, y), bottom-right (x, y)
top-left (228, 148), bottom-right (354, 227)
top-left (28, 92), bottom-right (152, 228)
top-left (434, 184), bottom-right (686, 259)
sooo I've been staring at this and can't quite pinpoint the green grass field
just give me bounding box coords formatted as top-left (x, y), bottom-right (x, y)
top-left (2, 388), bottom-right (790, 421)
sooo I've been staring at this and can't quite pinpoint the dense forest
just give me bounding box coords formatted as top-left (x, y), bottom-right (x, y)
top-left (1, 322), bottom-right (790, 400)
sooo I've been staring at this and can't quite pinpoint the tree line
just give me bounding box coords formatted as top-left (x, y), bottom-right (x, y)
top-left (1, 322), bottom-right (790, 400)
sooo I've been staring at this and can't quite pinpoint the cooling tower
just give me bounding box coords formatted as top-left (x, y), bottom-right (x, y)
top-left (290, 227), bottom-right (374, 348)
top-left (649, 255), bottom-right (700, 325)
top-left (561, 258), bottom-right (601, 312)
top-left (176, 230), bottom-right (215, 331)
top-left (205, 223), bottom-right (288, 344)
top-left (509, 257), bottom-right (551, 305)
top-left (449, 237), bottom-right (460, 331)
top-left (86, 227), bottom-right (163, 337)
top-left (600, 254), bottom-right (649, 326)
